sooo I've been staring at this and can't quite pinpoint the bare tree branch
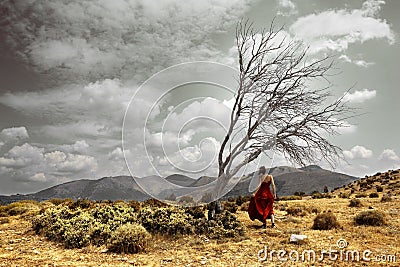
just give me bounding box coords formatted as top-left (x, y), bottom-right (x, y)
top-left (210, 20), bottom-right (354, 212)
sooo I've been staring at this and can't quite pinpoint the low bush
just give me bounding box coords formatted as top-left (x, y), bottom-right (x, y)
top-left (108, 223), bottom-right (150, 254)
top-left (369, 192), bottom-right (379, 198)
top-left (0, 201), bottom-right (41, 216)
top-left (285, 205), bottom-right (307, 217)
top-left (0, 217), bottom-right (10, 224)
top-left (312, 192), bottom-right (332, 199)
top-left (235, 195), bottom-right (251, 206)
top-left (380, 195), bottom-right (392, 203)
top-left (32, 201), bottom-right (244, 251)
top-left (194, 210), bottom-right (244, 239)
top-left (184, 206), bottom-right (205, 219)
top-left (338, 192), bottom-right (350, 198)
top-left (48, 198), bottom-right (72, 206)
top-left (312, 212), bottom-right (340, 230)
top-left (376, 186), bottom-right (383, 192)
top-left (128, 200), bottom-right (141, 211)
top-left (355, 193), bottom-right (367, 198)
top-left (138, 206), bottom-right (193, 235)
top-left (142, 198), bottom-right (168, 208)
top-left (277, 195), bottom-right (302, 201)
top-left (354, 210), bottom-right (385, 226)
top-left (349, 199), bottom-right (362, 207)
top-left (69, 199), bottom-right (95, 209)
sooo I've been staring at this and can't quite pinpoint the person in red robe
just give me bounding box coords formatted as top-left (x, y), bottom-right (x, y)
top-left (248, 166), bottom-right (276, 228)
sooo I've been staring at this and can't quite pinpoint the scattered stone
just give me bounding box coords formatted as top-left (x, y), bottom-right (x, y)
top-left (290, 234), bottom-right (307, 243)
top-left (33, 249), bottom-right (40, 254)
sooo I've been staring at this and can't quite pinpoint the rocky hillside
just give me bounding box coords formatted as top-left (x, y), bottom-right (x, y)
top-left (331, 169), bottom-right (400, 198)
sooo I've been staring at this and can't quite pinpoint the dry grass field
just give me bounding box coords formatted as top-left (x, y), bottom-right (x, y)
top-left (0, 169), bottom-right (399, 266)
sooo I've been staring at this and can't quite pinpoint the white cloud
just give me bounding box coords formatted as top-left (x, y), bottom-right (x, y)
top-left (343, 89), bottom-right (376, 103)
top-left (30, 173), bottom-right (47, 182)
top-left (378, 149), bottom-right (400, 161)
top-left (339, 54), bottom-right (375, 68)
top-left (108, 147), bottom-right (131, 161)
top-left (0, 142), bottom-right (97, 184)
top-left (2, 0), bottom-right (253, 82)
top-left (290, 0), bottom-right (395, 54)
top-left (277, 0), bottom-right (297, 16)
top-left (45, 152), bottom-right (97, 173)
top-left (0, 127), bottom-right (29, 143)
top-left (343, 145), bottom-right (373, 159)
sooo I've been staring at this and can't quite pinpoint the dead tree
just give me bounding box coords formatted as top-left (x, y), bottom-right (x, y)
top-left (208, 21), bottom-right (353, 219)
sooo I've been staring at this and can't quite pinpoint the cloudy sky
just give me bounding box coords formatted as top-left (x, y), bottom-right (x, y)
top-left (0, 0), bottom-right (399, 195)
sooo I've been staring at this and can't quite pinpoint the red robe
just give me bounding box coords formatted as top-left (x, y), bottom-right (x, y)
top-left (248, 180), bottom-right (274, 223)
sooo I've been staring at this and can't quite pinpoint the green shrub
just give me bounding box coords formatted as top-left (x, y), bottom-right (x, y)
top-left (142, 198), bottom-right (167, 208)
top-left (32, 204), bottom-right (138, 249)
top-left (376, 186), bottom-right (383, 192)
top-left (354, 210), bottom-right (385, 226)
top-left (369, 192), bottom-right (379, 198)
top-left (184, 206), bottom-right (205, 219)
top-left (338, 192), bottom-right (350, 199)
top-left (108, 223), bottom-right (150, 254)
top-left (194, 210), bottom-right (244, 239)
top-left (69, 199), bottom-right (95, 209)
top-left (138, 206), bottom-right (193, 235)
top-left (349, 199), bottom-right (362, 207)
top-left (128, 200), bottom-right (141, 211)
top-left (312, 212), bottom-right (340, 230)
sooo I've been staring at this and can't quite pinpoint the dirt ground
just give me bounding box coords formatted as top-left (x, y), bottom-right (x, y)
top-left (0, 195), bottom-right (399, 267)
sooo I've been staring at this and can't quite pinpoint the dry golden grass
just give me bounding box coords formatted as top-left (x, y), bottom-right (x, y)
top-left (0, 169), bottom-right (399, 266)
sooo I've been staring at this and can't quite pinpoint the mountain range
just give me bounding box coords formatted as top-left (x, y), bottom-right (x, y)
top-left (0, 165), bottom-right (358, 204)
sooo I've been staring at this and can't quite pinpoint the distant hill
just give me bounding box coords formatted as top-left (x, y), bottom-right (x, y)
top-left (0, 176), bottom-right (150, 204)
top-left (224, 165), bottom-right (357, 198)
top-left (165, 174), bottom-right (197, 187)
top-left (0, 165), bottom-right (359, 204)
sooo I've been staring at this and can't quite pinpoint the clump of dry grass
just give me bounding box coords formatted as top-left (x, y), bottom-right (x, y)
top-left (349, 198), bottom-right (362, 207)
top-left (108, 223), bottom-right (151, 254)
top-left (285, 205), bottom-right (308, 217)
top-left (354, 210), bottom-right (386, 226)
top-left (380, 195), bottom-right (392, 202)
top-left (0, 217), bottom-right (10, 224)
top-left (312, 212), bottom-right (340, 230)
top-left (369, 192), bottom-right (379, 198)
